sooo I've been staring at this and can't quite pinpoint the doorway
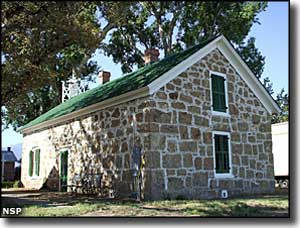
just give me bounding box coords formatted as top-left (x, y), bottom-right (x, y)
top-left (60, 150), bottom-right (69, 192)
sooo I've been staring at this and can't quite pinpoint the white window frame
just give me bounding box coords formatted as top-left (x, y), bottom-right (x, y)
top-left (212, 131), bottom-right (233, 178)
top-left (29, 147), bottom-right (40, 179)
top-left (209, 71), bottom-right (230, 117)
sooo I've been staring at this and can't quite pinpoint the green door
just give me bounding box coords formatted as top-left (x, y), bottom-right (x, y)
top-left (60, 150), bottom-right (68, 192)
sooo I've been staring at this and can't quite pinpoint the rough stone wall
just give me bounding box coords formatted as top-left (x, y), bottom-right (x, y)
top-left (21, 96), bottom-right (151, 198)
top-left (21, 128), bottom-right (58, 190)
top-left (21, 47), bottom-right (274, 200)
top-left (144, 48), bottom-right (274, 200)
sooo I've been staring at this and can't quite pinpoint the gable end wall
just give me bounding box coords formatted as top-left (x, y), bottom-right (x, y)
top-left (145, 48), bottom-right (274, 200)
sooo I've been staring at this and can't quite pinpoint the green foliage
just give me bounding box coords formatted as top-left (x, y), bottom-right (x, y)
top-left (2, 180), bottom-right (21, 188)
top-left (102, 2), bottom-right (268, 74)
top-left (236, 37), bottom-right (265, 79)
top-left (2, 2), bottom-right (276, 130)
top-left (22, 38), bottom-right (213, 129)
top-left (263, 77), bottom-right (274, 95)
top-left (13, 180), bottom-right (22, 188)
top-left (272, 88), bottom-right (289, 124)
top-left (175, 195), bottom-right (187, 200)
top-left (23, 203), bottom-right (100, 217)
top-left (2, 181), bottom-right (15, 188)
top-left (179, 2), bottom-right (267, 46)
top-left (1, 2), bottom-right (101, 129)
top-left (263, 77), bottom-right (288, 124)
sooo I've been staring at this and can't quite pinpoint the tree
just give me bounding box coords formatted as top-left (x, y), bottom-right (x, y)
top-left (1, 1), bottom-right (133, 130)
top-left (1, 2), bottom-right (101, 129)
top-left (2, 2), bottom-right (277, 130)
top-left (262, 77), bottom-right (288, 123)
top-left (236, 37), bottom-right (265, 79)
top-left (272, 89), bottom-right (289, 124)
top-left (262, 77), bottom-right (274, 95)
top-left (101, 2), bottom-right (268, 74)
top-left (263, 79), bottom-right (289, 124)
top-left (101, 1), bottom-right (288, 123)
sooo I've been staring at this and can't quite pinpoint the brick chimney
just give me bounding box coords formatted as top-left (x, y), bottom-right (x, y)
top-left (144, 48), bottom-right (159, 65)
top-left (98, 71), bottom-right (111, 84)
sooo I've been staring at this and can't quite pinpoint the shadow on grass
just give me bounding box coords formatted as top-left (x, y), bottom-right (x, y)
top-left (1, 191), bottom-right (116, 209)
top-left (182, 201), bottom-right (289, 217)
top-left (2, 190), bottom-right (289, 217)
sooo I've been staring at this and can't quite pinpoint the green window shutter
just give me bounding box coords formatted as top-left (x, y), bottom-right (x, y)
top-left (212, 75), bottom-right (227, 112)
top-left (214, 135), bottom-right (230, 173)
top-left (29, 150), bottom-right (33, 177)
top-left (35, 149), bottom-right (40, 176)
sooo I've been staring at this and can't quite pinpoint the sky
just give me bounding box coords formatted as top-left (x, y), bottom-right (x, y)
top-left (247, 2), bottom-right (289, 94)
top-left (1, 2), bottom-right (289, 148)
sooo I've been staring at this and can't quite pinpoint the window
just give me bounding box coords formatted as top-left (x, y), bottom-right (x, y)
top-left (60, 149), bottom-right (69, 192)
top-left (210, 72), bottom-right (229, 114)
top-left (35, 149), bottom-right (40, 176)
top-left (213, 132), bottom-right (232, 178)
top-left (28, 148), bottom-right (40, 177)
top-left (28, 150), bottom-right (34, 177)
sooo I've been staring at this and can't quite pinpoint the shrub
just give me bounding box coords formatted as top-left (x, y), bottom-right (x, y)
top-left (13, 180), bottom-right (22, 188)
top-left (175, 195), bottom-right (187, 200)
top-left (1, 180), bottom-right (22, 188)
top-left (2, 181), bottom-right (14, 188)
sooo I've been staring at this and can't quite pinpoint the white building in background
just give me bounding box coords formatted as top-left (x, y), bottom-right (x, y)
top-left (271, 122), bottom-right (289, 188)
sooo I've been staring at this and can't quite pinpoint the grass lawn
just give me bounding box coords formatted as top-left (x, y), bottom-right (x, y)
top-left (19, 195), bottom-right (288, 217)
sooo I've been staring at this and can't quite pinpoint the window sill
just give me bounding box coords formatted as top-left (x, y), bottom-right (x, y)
top-left (29, 176), bottom-right (39, 180)
top-left (214, 173), bottom-right (234, 179)
top-left (212, 111), bottom-right (231, 117)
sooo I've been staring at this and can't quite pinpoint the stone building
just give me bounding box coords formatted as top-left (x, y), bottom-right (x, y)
top-left (19, 35), bottom-right (280, 200)
top-left (2, 147), bottom-right (18, 181)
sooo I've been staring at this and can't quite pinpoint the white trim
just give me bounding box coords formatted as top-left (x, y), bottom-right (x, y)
top-left (19, 86), bottom-right (149, 134)
top-left (209, 70), bottom-right (227, 78)
top-left (216, 37), bottom-right (281, 114)
top-left (212, 131), bottom-right (234, 179)
top-left (148, 35), bottom-right (280, 114)
top-left (58, 148), bottom-right (70, 192)
top-left (148, 36), bottom-right (223, 95)
top-left (212, 111), bottom-right (231, 117)
top-left (209, 71), bottom-right (230, 117)
top-left (19, 35), bottom-right (280, 134)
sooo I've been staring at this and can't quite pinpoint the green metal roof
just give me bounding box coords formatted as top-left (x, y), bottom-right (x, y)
top-left (21, 36), bottom-right (218, 130)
